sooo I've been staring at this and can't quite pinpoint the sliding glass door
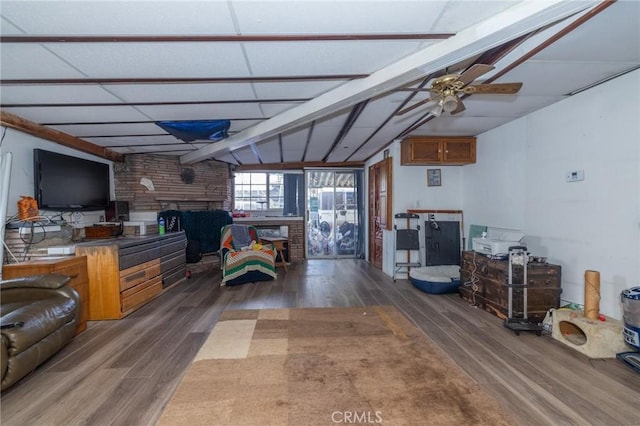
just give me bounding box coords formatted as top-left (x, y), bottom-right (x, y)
top-left (306, 170), bottom-right (360, 258)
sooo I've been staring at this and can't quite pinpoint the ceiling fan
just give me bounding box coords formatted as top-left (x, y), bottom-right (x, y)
top-left (397, 64), bottom-right (523, 116)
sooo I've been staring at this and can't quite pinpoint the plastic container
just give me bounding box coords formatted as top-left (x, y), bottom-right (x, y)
top-left (158, 217), bottom-right (166, 235)
top-left (409, 265), bottom-right (461, 294)
top-left (621, 286), bottom-right (640, 349)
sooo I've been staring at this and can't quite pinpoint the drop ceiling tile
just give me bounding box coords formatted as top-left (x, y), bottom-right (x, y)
top-left (0, 44), bottom-right (87, 79)
top-left (459, 95), bottom-right (566, 118)
top-left (336, 126), bottom-right (378, 151)
top-left (50, 122), bottom-right (164, 137)
top-left (244, 41), bottom-right (424, 76)
top-left (104, 83), bottom-right (258, 103)
top-left (498, 61), bottom-right (638, 96)
top-left (252, 81), bottom-right (345, 99)
top-left (259, 102), bottom-right (303, 117)
top-left (347, 124), bottom-right (407, 161)
top-left (0, 17), bottom-right (23, 34)
top-left (316, 111), bottom-right (350, 128)
top-left (254, 139), bottom-right (281, 164)
top-left (0, 85), bottom-right (123, 104)
top-left (433, 1), bottom-right (518, 33)
top-left (411, 116), bottom-right (510, 136)
top-left (282, 148), bottom-right (306, 163)
top-left (232, 1), bottom-right (444, 34)
top-left (0, 1), bottom-right (236, 35)
top-left (46, 43), bottom-right (251, 79)
top-left (230, 120), bottom-right (264, 132)
top-left (306, 125), bottom-right (341, 161)
top-left (134, 103), bottom-right (265, 121)
top-left (350, 94), bottom-right (407, 127)
top-left (84, 135), bottom-right (181, 147)
top-left (532, 1), bottom-right (640, 63)
top-left (281, 127), bottom-right (310, 147)
top-left (111, 145), bottom-right (191, 155)
top-left (3, 105), bottom-right (150, 124)
top-left (233, 146), bottom-right (259, 165)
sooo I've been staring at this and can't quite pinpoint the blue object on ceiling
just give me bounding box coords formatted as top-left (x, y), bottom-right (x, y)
top-left (156, 119), bottom-right (230, 142)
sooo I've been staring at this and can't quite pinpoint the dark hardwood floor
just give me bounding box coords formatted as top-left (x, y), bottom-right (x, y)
top-left (1, 259), bottom-right (638, 425)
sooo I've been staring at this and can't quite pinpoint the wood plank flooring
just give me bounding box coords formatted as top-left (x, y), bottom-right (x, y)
top-left (1, 259), bottom-right (638, 425)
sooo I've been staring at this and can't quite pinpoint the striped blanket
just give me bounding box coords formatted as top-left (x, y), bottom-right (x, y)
top-left (220, 225), bottom-right (277, 286)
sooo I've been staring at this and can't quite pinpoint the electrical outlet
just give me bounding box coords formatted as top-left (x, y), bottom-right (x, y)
top-left (566, 170), bottom-right (585, 182)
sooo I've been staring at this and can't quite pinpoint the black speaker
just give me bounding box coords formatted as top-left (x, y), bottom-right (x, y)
top-left (106, 201), bottom-right (130, 222)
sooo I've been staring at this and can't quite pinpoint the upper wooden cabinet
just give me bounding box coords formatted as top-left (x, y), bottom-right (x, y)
top-left (400, 136), bottom-right (476, 165)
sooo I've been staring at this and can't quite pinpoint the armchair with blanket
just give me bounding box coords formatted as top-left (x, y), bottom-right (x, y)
top-left (220, 224), bottom-right (277, 286)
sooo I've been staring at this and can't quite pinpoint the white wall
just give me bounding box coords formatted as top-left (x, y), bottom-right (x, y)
top-left (0, 127), bottom-right (114, 223)
top-left (463, 70), bottom-right (640, 319)
top-left (365, 140), bottom-right (464, 276)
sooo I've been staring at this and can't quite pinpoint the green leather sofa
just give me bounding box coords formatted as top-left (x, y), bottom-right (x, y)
top-left (1, 274), bottom-right (80, 391)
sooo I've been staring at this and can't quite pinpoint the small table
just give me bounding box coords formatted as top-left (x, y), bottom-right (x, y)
top-left (260, 236), bottom-right (288, 271)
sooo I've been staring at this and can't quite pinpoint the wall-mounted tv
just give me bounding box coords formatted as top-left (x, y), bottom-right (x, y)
top-left (33, 149), bottom-right (111, 211)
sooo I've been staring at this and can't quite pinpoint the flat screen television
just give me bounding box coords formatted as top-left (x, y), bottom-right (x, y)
top-left (33, 149), bottom-right (111, 211)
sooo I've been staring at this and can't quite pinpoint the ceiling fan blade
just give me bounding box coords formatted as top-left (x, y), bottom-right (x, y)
top-left (450, 99), bottom-right (466, 115)
top-left (465, 82), bottom-right (523, 94)
top-left (457, 64), bottom-right (495, 86)
top-left (397, 98), bottom-right (433, 115)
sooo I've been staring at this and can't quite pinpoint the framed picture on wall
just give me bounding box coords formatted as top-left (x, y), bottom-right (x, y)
top-left (427, 169), bottom-right (441, 187)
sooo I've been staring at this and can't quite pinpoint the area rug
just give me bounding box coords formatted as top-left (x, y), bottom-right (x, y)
top-left (158, 306), bottom-right (514, 425)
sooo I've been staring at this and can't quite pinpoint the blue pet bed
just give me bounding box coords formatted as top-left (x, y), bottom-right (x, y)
top-left (410, 265), bottom-right (461, 294)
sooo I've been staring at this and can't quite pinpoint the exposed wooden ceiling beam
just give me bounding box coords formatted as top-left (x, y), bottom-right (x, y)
top-left (1, 98), bottom-right (310, 108)
top-left (0, 33), bottom-right (454, 43)
top-left (0, 75), bottom-right (366, 86)
top-left (0, 110), bottom-right (124, 162)
top-left (236, 161), bottom-right (364, 171)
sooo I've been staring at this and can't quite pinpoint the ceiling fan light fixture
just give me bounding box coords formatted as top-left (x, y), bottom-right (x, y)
top-left (431, 101), bottom-right (444, 117)
top-left (442, 94), bottom-right (459, 113)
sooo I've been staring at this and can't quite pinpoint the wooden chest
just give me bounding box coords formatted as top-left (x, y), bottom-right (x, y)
top-left (459, 251), bottom-right (561, 322)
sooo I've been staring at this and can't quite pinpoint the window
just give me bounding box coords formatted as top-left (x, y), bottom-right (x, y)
top-left (234, 172), bottom-right (284, 211)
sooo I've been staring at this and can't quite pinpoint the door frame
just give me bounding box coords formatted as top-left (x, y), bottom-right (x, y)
top-left (305, 169), bottom-right (361, 259)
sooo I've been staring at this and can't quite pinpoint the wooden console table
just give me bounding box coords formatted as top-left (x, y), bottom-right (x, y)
top-left (3, 256), bottom-right (89, 335)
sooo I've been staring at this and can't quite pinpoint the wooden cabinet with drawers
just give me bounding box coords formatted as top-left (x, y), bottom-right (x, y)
top-left (2, 256), bottom-right (89, 335)
top-left (75, 231), bottom-right (187, 320)
top-left (400, 136), bottom-right (476, 165)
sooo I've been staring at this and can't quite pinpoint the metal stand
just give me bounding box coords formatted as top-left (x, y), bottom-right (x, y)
top-left (504, 246), bottom-right (543, 336)
top-left (393, 213), bottom-right (421, 281)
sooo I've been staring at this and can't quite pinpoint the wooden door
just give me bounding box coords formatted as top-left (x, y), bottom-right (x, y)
top-left (368, 157), bottom-right (392, 270)
top-left (368, 166), bottom-right (379, 268)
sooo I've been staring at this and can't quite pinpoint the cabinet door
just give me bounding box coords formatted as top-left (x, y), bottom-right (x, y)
top-left (442, 138), bottom-right (476, 164)
top-left (408, 138), bottom-right (442, 163)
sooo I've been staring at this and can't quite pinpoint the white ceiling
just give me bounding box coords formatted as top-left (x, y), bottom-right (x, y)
top-left (1, 0), bottom-right (638, 166)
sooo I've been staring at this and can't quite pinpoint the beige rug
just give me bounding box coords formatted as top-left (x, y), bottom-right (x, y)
top-left (158, 306), bottom-right (514, 425)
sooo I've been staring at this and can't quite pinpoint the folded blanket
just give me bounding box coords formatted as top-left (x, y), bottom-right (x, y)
top-left (230, 224), bottom-right (252, 248)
